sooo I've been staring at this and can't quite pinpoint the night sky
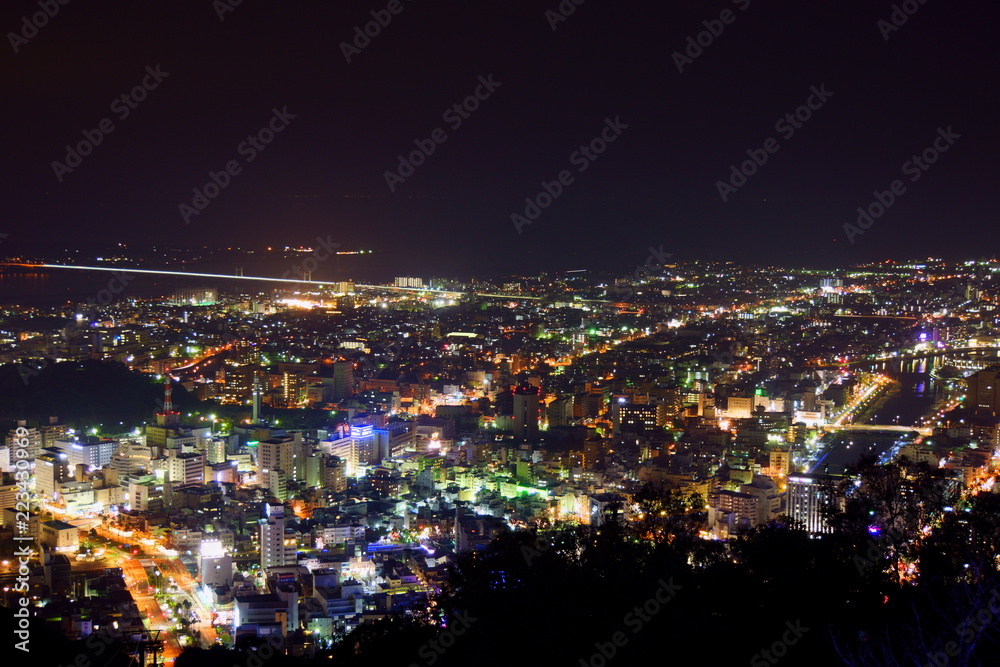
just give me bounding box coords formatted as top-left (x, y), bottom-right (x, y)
top-left (3, 0), bottom-right (998, 277)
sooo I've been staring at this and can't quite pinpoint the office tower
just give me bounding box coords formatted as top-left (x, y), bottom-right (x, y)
top-left (323, 455), bottom-right (347, 493)
top-left (35, 447), bottom-right (71, 500)
top-left (167, 451), bottom-right (206, 486)
top-left (966, 366), bottom-right (1000, 416)
top-left (281, 371), bottom-right (308, 408)
top-left (259, 438), bottom-right (294, 501)
top-left (57, 436), bottom-right (118, 469)
top-left (6, 422), bottom-right (41, 461)
top-left (332, 361), bottom-right (355, 400)
top-left (259, 503), bottom-right (297, 569)
top-left (512, 386), bottom-right (540, 441)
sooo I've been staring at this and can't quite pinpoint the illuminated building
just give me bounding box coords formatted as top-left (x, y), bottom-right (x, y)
top-left (707, 490), bottom-right (759, 534)
top-left (323, 455), bottom-right (347, 493)
top-left (259, 503), bottom-right (297, 569)
top-left (35, 447), bottom-right (70, 500)
top-left (207, 438), bottom-right (227, 464)
top-left (281, 371), bottom-right (309, 408)
top-left (199, 539), bottom-right (234, 588)
top-left (168, 287), bottom-right (218, 306)
top-left (222, 364), bottom-right (261, 405)
top-left (394, 277), bottom-right (424, 288)
top-left (351, 424), bottom-right (377, 465)
top-left (6, 422), bottom-right (41, 461)
top-left (369, 466), bottom-right (400, 497)
top-left (167, 451), bottom-right (205, 486)
top-left (40, 519), bottom-right (79, 553)
top-left (787, 473), bottom-right (841, 535)
top-left (57, 436), bottom-right (117, 468)
top-left (615, 403), bottom-right (658, 435)
top-left (768, 448), bottom-right (791, 479)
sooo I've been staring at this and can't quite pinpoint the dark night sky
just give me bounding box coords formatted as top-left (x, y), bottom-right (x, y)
top-left (2, 0), bottom-right (998, 278)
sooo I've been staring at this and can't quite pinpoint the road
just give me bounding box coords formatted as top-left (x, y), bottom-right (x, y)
top-left (120, 557), bottom-right (182, 665)
top-left (154, 557), bottom-right (219, 647)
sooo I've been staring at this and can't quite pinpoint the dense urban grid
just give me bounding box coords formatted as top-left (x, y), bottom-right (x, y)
top-left (2, 254), bottom-right (1000, 665)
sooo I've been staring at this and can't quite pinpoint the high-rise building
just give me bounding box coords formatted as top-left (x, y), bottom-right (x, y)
top-left (259, 437), bottom-right (295, 501)
top-left (512, 386), bottom-right (540, 441)
top-left (222, 364), bottom-right (262, 405)
top-left (35, 447), bottom-right (71, 500)
top-left (967, 366), bottom-right (1000, 416)
top-left (167, 451), bottom-right (205, 486)
top-left (323, 455), bottom-right (347, 493)
top-left (57, 436), bottom-right (118, 469)
top-left (259, 503), bottom-right (297, 569)
top-left (35, 448), bottom-right (69, 497)
top-left (374, 421), bottom-right (414, 459)
top-left (787, 473), bottom-right (841, 535)
top-left (332, 361), bottom-right (355, 400)
top-left (6, 422), bottom-right (41, 461)
top-left (281, 371), bottom-right (309, 408)
top-left (39, 417), bottom-right (68, 450)
top-left (207, 438), bottom-right (227, 465)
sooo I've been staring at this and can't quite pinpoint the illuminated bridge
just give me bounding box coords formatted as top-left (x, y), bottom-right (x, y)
top-left (818, 424), bottom-right (932, 436)
top-left (6, 263), bottom-right (613, 303)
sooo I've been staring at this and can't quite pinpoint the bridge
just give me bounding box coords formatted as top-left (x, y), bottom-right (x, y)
top-left (5, 263), bottom-right (613, 303)
top-left (814, 346), bottom-right (996, 369)
top-left (818, 424), bottom-right (932, 436)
